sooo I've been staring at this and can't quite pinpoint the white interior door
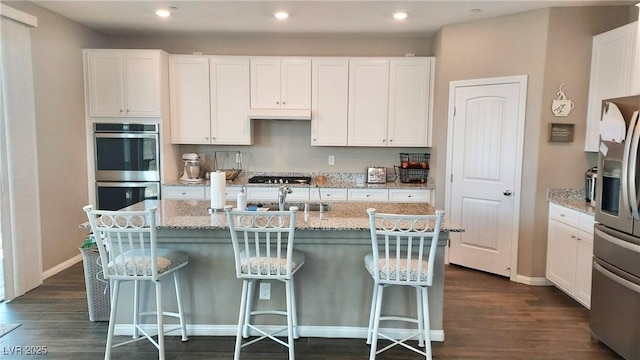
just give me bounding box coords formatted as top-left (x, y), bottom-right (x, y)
top-left (446, 76), bottom-right (526, 279)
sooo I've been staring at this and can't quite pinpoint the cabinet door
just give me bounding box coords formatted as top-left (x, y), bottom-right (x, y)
top-left (250, 58), bottom-right (281, 109)
top-left (585, 22), bottom-right (637, 151)
top-left (388, 58), bottom-right (432, 147)
top-left (86, 51), bottom-right (124, 117)
top-left (311, 59), bottom-right (349, 146)
top-left (123, 51), bottom-right (161, 116)
top-left (169, 55), bottom-right (211, 144)
top-left (246, 187), bottom-right (279, 202)
top-left (210, 58), bottom-right (252, 145)
top-left (575, 229), bottom-right (594, 308)
top-left (546, 218), bottom-right (578, 295)
top-left (281, 58), bottom-right (311, 109)
top-left (348, 59), bottom-right (389, 146)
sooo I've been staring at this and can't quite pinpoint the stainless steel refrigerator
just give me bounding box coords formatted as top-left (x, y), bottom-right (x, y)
top-left (592, 95), bottom-right (640, 360)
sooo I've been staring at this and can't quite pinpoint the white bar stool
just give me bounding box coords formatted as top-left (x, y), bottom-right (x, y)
top-left (83, 205), bottom-right (189, 360)
top-left (365, 208), bottom-right (444, 360)
top-left (224, 205), bottom-right (304, 360)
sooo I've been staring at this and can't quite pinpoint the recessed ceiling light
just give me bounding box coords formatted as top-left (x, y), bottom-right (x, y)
top-left (155, 9), bottom-right (171, 18)
top-left (393, 12), bottom-right (408, 20)
top-left (274, 11), bottom-right (289, 20)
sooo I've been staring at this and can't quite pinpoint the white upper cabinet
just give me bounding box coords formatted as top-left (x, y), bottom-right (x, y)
top-left (348, 57), bottom-right (433, 147)
top-left (85, 50), bottom-right (161, 117)
top-left (585, 21), bottom-right (638, 152)
top-left (348, 59), bottom-right (390, 146)
top-left (169, 55), bottom-right (211, 144)
top-left (250, 57), bottom-right (311, 109)
top-left (311, 58), bottom-right (349, 146)
top-left (388, 58), bottom-right (433, 147)
top-left (169, 55), bottom-right (252, 145)
top-left (210, 58), bottom-right (252, 145)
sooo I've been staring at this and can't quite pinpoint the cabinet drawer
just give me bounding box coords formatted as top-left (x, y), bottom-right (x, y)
top-left (205, 186), bottom-right (241, 201)
top-left (246, 187), bottom-right (278, 202)
top-left (348, 189), bottom-right (388, 202)
top-left (288, 187), bottom-right (310, 202)
top-left (549, 203), bottom-right (580, 227)
top-left (310, 188), bottom-right (348, 202)
top-left (579, 213), bottom-right (595, 234)
top-left (163, 186), bottom-right (205, 200)
top-left (388, 189), bottom-right (430, 203)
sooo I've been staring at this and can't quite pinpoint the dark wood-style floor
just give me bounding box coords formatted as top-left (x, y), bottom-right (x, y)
top-left (0, 263), bottom-right (622, 359)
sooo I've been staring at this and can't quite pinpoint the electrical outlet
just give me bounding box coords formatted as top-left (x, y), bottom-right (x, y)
top-left (198, 153), bottom-right (205, 163)
top-left (328, 155), bottom-right (335, 165)
top-left (259, 282), bottom-right (271, 300)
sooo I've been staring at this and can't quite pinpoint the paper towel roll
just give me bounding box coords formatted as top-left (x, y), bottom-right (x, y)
top-left (210, 171), bottom-right (226, 210)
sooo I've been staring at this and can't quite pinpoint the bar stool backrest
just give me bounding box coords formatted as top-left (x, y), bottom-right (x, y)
top-left (366, 209), bottom-right (444, 287)
top-left (83, 205), bottom-right (162, 282)
top-left (224, 205), bottom-right (299, 280)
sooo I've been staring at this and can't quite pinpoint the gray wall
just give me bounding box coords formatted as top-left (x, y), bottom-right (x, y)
top-left (432, 6), bottom-right (633, 278)
top-left (4, 1), bottom-right (107, 272)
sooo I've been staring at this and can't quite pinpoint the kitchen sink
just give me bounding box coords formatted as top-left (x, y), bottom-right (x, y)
top-left (249, 202), bottom-right (331, 212)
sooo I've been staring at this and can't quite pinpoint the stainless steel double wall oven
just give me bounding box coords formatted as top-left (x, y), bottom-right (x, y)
top-left (93, 123), bottom-right (160, 210)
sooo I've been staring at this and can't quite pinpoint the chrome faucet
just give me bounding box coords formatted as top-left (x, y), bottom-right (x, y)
top-left (278, 185), bottom-right (292, 211)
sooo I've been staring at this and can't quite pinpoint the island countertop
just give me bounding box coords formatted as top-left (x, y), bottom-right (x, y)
top-left (91, 199), bottom-right (461, 342)
top-left (123, 199), bottom-right (463, 232)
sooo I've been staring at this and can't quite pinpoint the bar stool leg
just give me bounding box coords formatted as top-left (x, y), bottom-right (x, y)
top-left (285, 279), bottom-right (296, 359)
top-left (290, 279), bottom-right (300, 339)
top-left (155, 281), bottom-right (166, 360)
top-left (366, 284), bottom-right (378, 345)
top-left (132, 280), bottom-right (140, 339)
top-left (243, 279), bottom-right (256, 338)
top-left (421, 287), bottom-right (432, 360)
top-left (173, 272), bottom-right (189, 341)
top-left (235, 279), bottom-right (249, 360)
top-left (369, 284), bottom-right (384, 360)
top-left (105, 280), bottom-right (121, 360)
top-left (416, 287), bottom-right (425, 347)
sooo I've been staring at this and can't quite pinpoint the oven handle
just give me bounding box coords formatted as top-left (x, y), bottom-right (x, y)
top-left (94, 133), bottom-right (159, 139)
top-left (595, 226), bottom-right (640, 254)
top-left (594, 260), bottom-right (640, 293)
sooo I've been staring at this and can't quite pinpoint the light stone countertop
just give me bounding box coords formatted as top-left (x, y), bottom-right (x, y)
top-left (113, 199), bottom-right (463, 232)
top-left (164, 171), bottom-right (435, 190)
top-left (547, 188), bottom-right (594, 216)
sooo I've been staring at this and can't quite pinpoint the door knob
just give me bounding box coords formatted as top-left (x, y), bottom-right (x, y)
top-left (503, 190), bottom-right (512, 196)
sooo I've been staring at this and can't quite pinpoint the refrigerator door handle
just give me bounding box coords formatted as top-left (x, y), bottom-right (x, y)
top-left (621, 111), bottom-right (636, 216)
top-left (594, 260), bottom-right (640, 293)
top-left (628, 110), bottom-right (640, 220)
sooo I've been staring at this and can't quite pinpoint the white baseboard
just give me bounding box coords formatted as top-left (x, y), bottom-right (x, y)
top-left (515, 274), bottom-right (553, 286)
top-left (114, 324), bottom-right (445, 342)
top-left (42, 253), bottom-right (82, 280)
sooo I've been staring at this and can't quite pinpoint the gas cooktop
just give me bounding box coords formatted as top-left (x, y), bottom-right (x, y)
top-left (248, 176), bottom-right (312, 184)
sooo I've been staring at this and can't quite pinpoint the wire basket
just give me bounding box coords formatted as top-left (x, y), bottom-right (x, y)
top-left (399, 153), bottom-right (430, 169)
top-left (79, 247), bottom-right (110, 322)
top-left (395, 166), bottom-right (430, 183)
top-left (214, 151), bottom-right (243, 181)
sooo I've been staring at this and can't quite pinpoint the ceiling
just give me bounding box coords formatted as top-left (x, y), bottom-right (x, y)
top-left (33, 0), bottom-right (637, 37)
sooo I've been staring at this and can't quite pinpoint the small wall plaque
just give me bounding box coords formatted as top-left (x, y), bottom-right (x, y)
top-left (548, 123), bottom-right (574, 142)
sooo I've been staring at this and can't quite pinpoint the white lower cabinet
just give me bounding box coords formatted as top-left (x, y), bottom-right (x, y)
top-left (347, 189), bottom-right (389, 202)
top-left (163, 186), bottom-right (206, 200)
top-left (388, 189), bottom-right (430, 203)
top-left (310, 188), bottom-right (348, 202)
top-left (546, 203), bottom-right (594, 308)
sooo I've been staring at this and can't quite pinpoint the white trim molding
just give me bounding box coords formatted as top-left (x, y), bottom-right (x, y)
top-left (0, 4), bottom-right (37, 27)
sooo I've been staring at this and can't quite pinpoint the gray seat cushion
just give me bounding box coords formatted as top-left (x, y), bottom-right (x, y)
top-left (365, 253), bottom-right (429, 282)
top-left (239, 249), bottom-right (305, 276)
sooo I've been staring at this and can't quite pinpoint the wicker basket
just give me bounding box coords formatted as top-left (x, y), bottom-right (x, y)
top-left (79, 247), bottom-right (110, 322)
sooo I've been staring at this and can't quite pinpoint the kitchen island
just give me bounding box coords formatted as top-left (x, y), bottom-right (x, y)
top-left (104, 200), bottom-right (462, 342)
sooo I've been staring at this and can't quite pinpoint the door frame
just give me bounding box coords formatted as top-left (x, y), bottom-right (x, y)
top-left (444, 75), bottom-right (527, 282)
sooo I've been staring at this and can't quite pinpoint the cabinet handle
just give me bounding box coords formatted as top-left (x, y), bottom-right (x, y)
top-left (389, 139), bottom-right (393, 142)
top-left (181, 192), bottom-right (186, 195)
top-left (408, 195), bottom-right (412, 197)
top-left (382, 139), bottom-right (386, 142)
top-left (282, 101), bottom-right (285, 105)
top-left (560, 213), bottom-right (565, 217)
top-left (366, 194), bottom-right (370, 197)
top-left (126, 109), bottom-right (130, 113)
top-left (119, 109), bottom-right (124, 113)
top-left (571, 235), bottom-right (577, 239)
top-left (276, 101), bottom-right (280, 105)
